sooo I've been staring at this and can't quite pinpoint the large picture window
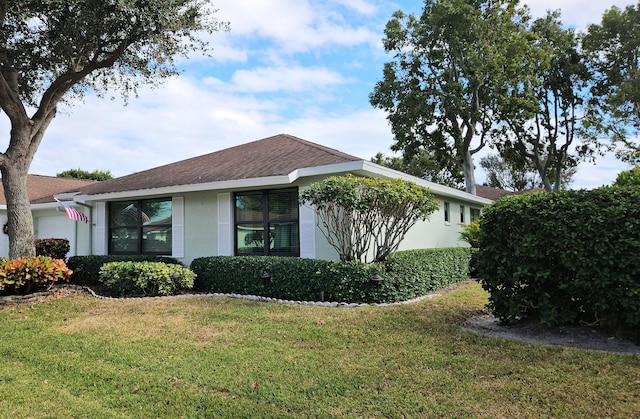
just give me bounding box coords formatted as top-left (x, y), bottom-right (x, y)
top-left (235, 188), bottom-right (299, 257)
top-left (109, 198), bottom-right (172, 255)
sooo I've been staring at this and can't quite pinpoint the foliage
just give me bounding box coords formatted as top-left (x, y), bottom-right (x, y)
top-left (371, 150), bottom-right (464, 188)
top-left (612, 167), bottom-right (640, 187)
top-left (582, 3), bottom-right (640, 164)
top-left (497, 10), bottom-right (594, 192)
top-left (299, 175), bottom-right (439, 262)
top-left (99, 261), bottom-right (195, 297)
top-left (458, 220), bottom-right (480, 249)
top-left (369, 0), bottom-right (532, 194)
top-left (480, 152), bottom-right (575, 192)
top-left (56, 168), bottom-right (113, 181)
top-left (67, 255), bottom-right (182, 286)
top-left (0, 256), bottom-right (72, 294)
top-left (190, 248), bottom-right (472, 303)
top-left (34, 238), bottom-right (70, 260)
top-left (476, 188), bottom-right (640, 331)
top-left (0, 0), bottom-right (228, 259)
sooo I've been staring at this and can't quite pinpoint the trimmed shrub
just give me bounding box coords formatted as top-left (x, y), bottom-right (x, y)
top-left (477, 187), bottom-right (640, 330)
top-left (67, 255), bottom-right (182, 285)
top-left (99, 261), bottom-right (195, 296)
top-left (0, 256), bottom-right (72, 294)
top-left (191, 248), bottom-right (472, 304)
top-left (35, 238), bottom-right (70, 260)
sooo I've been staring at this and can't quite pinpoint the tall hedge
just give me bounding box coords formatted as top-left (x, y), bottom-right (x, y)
top-left (476, 187), bottom-right (640, 329)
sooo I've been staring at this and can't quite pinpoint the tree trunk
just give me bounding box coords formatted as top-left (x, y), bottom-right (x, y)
top-left (462, 151), bottom-right (477, 195)
top-left (1, 163), bottom-right (35, 258)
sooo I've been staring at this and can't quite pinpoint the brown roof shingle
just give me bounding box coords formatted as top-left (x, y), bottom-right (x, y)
top-left (78, 134), bottom-right (362, 196)
top-left (0, 175), bottom-right (96, 205)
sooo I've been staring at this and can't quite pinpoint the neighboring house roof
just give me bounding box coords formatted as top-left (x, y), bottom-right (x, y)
top-left (78, 134), bottom-right (361, 196)
top-left (475, 185), bottom-right (546, 200)
top-left (0, 174), bottom-right (95, 206)
top-left (475, 185), bottom-right (514, 200)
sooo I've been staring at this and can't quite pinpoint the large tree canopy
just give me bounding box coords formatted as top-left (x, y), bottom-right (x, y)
top-left (0, 0), bottom-right (228, 258)
top-left (497, 11), bottom-right (593, 192)
top-left (369, 0), bottom-right (532, 195)
top-left (582, 2), bottom-right (640, 164)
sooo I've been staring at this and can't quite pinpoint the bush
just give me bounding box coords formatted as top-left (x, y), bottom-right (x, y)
top-left (35, 238), bottom-right (70, 260)
top-left (67, 255), bottom-right (182, 286)
top-left (459, 220), bottom-right (480, 248)
top-left (476, 188), bottom-right (640, 330)
top-left (99, 261), bottom-right (195, 296)
top-left (0, 256), bottom-right (72, 294)
top-left (191, 248), bottom-right (472, 304)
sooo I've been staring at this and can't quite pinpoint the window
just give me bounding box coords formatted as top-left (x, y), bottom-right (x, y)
top-left (444, 201), bottom-right (450, 223)
top-left (109, 199), bottom-right (172, 255)
top-left (471, 207), bottom-right (481, 222)
top-left (460, 205), bottom-right (465, 223)
top-left (235, 188), bottom-right (299, 257)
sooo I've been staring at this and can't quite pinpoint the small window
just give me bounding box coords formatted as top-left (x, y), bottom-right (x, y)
top-left (460, 205), bottom-right (465, 223)
top-left (471, 208), bottom-right (481, 222)
top-left (444, 202), bottom-right (450, 223)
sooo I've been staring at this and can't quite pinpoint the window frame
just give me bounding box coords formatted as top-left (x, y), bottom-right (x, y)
top-left (444, 201), bottom-right (451, 224)
top-left (108, 198), bottom-right (173, 256)
top-left (234, 188), bottom-right (300, 257)
top-left (471, 207), bottom-right (481, 222)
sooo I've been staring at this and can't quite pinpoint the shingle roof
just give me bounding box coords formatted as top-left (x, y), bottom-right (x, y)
top-left (78, 134), bottom-right (362, 196)
top-left (474, 185), bottom-right (514, 201)
top-left (475, 185), bottom-right (546, 200)
top-left (0, 175), bottom-right (96, 205)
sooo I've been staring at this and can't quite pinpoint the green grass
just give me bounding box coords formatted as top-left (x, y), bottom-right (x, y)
top-left (0, 282), bottom-right (638, 418)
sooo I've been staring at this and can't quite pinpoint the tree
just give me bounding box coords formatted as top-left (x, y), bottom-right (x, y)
top-left (497, 11), bottom-right (594, 191)
top-left (57, 168), bottom-right (113, 181)
top-left (480, 152), bottom-right (575, 192)
top-left (369, 0), bottom-right (532, 195)
top-left (299, 175), bottom-right (439, 263)
top-left (0, 0), bottom-right (228, 258)
top-left (582, 3), bottom-right (640, 164)
top-left (612, 166), bottom-right (640, 188)
top-left (371, 149), bottom-right (463, 188)
top-left (480, 153), bottom-right (540, 192)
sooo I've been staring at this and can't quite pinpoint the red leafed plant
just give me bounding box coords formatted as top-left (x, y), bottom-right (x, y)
top-left (0, 256), bottom-right (72, 294)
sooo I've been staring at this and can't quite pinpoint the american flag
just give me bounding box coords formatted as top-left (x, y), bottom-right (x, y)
top-left (56, 199), bottom-right (89, 223)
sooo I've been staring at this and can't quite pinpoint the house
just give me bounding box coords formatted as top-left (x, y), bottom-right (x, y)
top-left (0, 175), bottom-right (96, 258)
top-left (1, 134), bottom-right (493, 263)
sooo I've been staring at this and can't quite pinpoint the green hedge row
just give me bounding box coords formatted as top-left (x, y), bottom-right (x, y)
top-left (191, 248), bottom-right (472, 304)
top-left (476, 187), bottom-right (640, 330)
top-left (67, 255), bottom-right (182, 285)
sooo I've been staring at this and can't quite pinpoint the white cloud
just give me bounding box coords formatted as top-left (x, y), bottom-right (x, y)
top-left (229, 66), bottom-right (349, 93)
top-left (522, 0), bottom-right (637, 29)
top-left (212, 0), bottom-right (379, 53)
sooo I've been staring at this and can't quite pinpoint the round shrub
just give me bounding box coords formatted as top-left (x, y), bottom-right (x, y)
top-left (99, 261), bottom-right (196, 296)
top-left (477, 187), bottom-right (640, 330)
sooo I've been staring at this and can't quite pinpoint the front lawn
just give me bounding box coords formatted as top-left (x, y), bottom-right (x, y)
top-left (0, 282), bottom-right (638, 417)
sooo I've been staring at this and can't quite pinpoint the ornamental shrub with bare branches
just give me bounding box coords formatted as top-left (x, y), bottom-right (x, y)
top-left (300, 175), bottom-right (439, 262)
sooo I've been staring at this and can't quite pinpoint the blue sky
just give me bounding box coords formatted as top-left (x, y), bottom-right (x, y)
top-left (11, 0), bottom-right (638, 189)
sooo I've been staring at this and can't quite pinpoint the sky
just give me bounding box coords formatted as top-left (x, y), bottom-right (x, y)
top-left (5, 0), bottom-right (638, 190)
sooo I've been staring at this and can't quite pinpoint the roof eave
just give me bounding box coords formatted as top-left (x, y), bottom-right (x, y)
top-left (72, 159), bottom-right (492, 206)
